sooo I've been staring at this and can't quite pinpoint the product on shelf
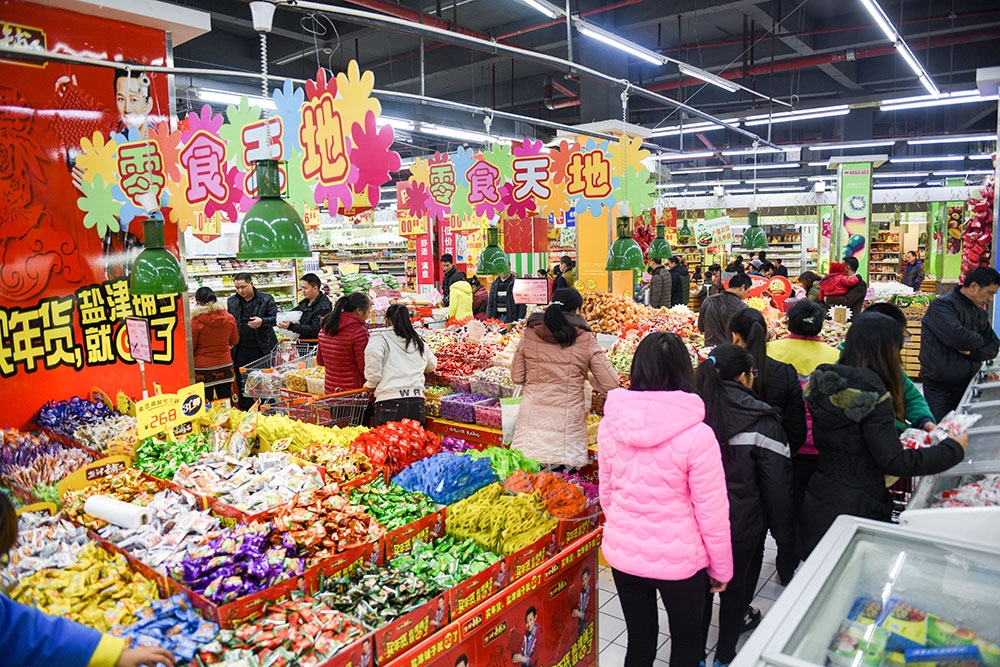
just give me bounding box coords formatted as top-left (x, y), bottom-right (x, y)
top-left (110, 595), bottom-right (219, 664)
top-left (469, 366), bottom-right (517, 398)
top-left (349, 476), bottom-right (437, 530)
top-left (34, 397), bottom-right (117, 438)
top-left (349, 419), bottom-right (440, 477)
top-left (392, 452), bottom-right (497, 505)
top-left (10, 542), bottom-right (160, 631)
top-left (247, 410), bottom-right (368, 452)
top-left (440, 393), bottom-right (493, 424)
top-left (73, 414), bottom-right (138, 453)
top-left (3, 510), bottom-right (91, 588)
top-left (0, 428), bottom-right (94, 497)
top-left (62, 468), bottom-right (163, 529)
top-left (464, 446), bottom-right (541, 481)
top-left (502, 471), bottom-right (588, 518)
top-left (390, 535), bottom-right (502, 589)
top-left (439, 435), bottom-right (475, 453)
top-left (297, 445), bottom-right (375, 485)
top-left (424, 385), bottom-right (454, 418)
top-left (931, 474), bottom-right (1000, 508)
top-left (134, 432), bottom-right (214, 480)
top-left (268, 486), bottom-right (383, 565)
top-left (446, 483), bottom-right (557, 554)
top-left (283, 365), bottom-right (326, 392)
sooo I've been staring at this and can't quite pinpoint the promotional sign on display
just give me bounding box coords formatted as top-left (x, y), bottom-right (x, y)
top-left (56, 455), bottom-right (132, 498)
top-left (512, 278), bottom-right (551, 305)
top-left (837, 162), bottom-right (874, 278)
top-left (746, 275), bottom-right (794, 311)
top-left (125, 316), bottom-right (153, 363)
top-left (693, 215), bottom-right (734, 248)
top-left (135, 382), bottom-right (206, 439)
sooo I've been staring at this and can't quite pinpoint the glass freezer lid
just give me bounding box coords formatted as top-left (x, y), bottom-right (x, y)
top-left (768, 529), bottom-right (1000, 667)
top-left (907, 471), bottom-right (1000, 510)
top-left (943, 424), bottom-right (1000, 474)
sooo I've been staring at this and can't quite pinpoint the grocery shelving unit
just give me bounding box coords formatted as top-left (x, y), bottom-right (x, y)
top-left (186, 257), bottom-right (299, 307)
top-left (308, 216), bottom-right (414, 288)
top-left (869, 231), bottom-right (902, 283)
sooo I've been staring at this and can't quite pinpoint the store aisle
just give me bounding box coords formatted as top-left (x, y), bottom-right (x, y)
top-left (597, 536), bottom-right (781, 665)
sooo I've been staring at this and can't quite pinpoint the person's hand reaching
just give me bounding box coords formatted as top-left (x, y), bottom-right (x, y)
top-left (116, 647), bottom-right (176, 667)
top-left (709, 577), bottom-right (727, 593)
top-left (948, 426), bottom-right (969, 451)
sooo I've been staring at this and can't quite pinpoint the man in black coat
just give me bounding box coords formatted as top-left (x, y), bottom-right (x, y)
top-left (667, 256), bottom-right (689, 308)
top-left (486, 272), bottom-right (526, 323)
top-left (228, 272), bottom-right (279, 409)
top-left (278, 272), bottom-right (332, 340)
top-left (920, 266), bottom-right (1000, 419)
top-left (824, 256), bottom-right (867, 322)
top-left (440, 253), bottom-right (466, 307)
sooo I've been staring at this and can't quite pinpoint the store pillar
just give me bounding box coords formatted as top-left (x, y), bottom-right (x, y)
top-left (834, 157), bottom-right (884, 281)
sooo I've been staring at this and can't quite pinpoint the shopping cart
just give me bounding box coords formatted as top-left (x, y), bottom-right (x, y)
top-left (260, 388), bottom-right (373, 428)
top-left (239, 341), bottom-right (319, 400)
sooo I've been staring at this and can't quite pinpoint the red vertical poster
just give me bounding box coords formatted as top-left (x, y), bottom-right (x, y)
top-left (0, 0), bottom-right (191, 427)
top-left (416, 232), bottom-right (435, 293)
top-left (438, 216), bottom-right (460, 273)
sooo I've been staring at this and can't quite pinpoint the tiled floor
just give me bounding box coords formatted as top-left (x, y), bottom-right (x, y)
top-left (598, 535), bottom-right (782, 666)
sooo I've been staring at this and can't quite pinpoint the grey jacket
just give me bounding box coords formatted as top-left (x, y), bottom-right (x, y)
top-left (649, 266), bottom-right (672, 309)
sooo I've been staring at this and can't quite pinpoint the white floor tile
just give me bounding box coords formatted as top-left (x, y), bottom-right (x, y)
top-left (599, 589), bottom-right (618, 609)
top-left (657, 637), bottom-right (672, 662)
top-left (599, 614), bottom-right (628, 643)
top-left (706, 623), bottom-right (720, 650)
top-left (755, 579), bottom-right (784, 601)
top-left (600, 641), bottom-right (628, 665)
top-left (603, 598), bottom-right (625, 621)
top-left (598, 568), bottom-right (617, 593)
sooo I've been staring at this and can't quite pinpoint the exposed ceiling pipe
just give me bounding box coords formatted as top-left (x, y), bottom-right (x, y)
top-left (543, 75), bottom-right (580, 109)
top-left (276, 0), bottom-right (779, 147)
top-left (646, 25), bottom-right (1000, 93)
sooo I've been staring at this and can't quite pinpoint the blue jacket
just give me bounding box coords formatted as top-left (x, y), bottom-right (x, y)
top-left (0, 595), bottom-right (124, 667)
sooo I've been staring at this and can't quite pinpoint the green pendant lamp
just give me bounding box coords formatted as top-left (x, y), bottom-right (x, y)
top-left (238, 159), bottom-right (311, 259)
top-left (476, 225), bottom-right (510, 275)
top-left (606, 216), bottom-right (646, 271)
top-left (648, 224), bottom-right (673, 260)
top-left (130, 212), bottom-right (187, 295)
top-left (742, 209), bottom-right (769, 250)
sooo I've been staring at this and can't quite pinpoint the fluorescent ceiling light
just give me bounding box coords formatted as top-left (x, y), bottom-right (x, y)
top-left (515, 0), bottom-right (564, 19)
top-left (873, 171), bottom-right (929, 178)
top-left (874, 181), bottom-right (920, 187)
top-left (807, 175), bottom-right (837, 181)
top-left (574, 19), bottom-right (665, 66)
top-left (933, 169), bottom-right (995, 176)
top-left (421, 123), bottom-right (515, 144)
top-left (759, 186), bottom-right (806, 192)
top-left (810, 139), bottom-right (897, 151)
top-left (807, 160), bottom-right (831, 167)
top-left (743, 177), bottom-right (802, 184)
top-left (859, 0), bottom-right (898, 41)
top-left (888, 155), bottom-right (965, 164)
top-left (744, 105), bottom-right (850, 127)
top-left (671, 167), bottom-right (723, 175)
top-left (970, 154), bottom-right (996, 161)
top-left (655, 183), bottom-right (687, 189)
top-left (908, 133), bottom-right (997, 146)
top-left (679, 190), bottom-right (710, 196)
top-left (894, 42), bottom-right (939, 97)
top-left (701, 179), bottom-right (741, 186)
top-left (721, 146), bottom-right (784, 156)
top-left (376, 117), bottom-right (415, 132)
top-left (677, 63), bottom-right (739, 93)
top-left (649, 118), bottom-right (739, 137)
top-left (655, 151), bottom-right (717, 161)
top-left (731, 162), bottom-right (800, 171)
top-left (726, 189), bottom-right (756, 194)
top-left (880, 89), bottom-right (997, 112)
top-left (198, 88), bottom-right (276, 111)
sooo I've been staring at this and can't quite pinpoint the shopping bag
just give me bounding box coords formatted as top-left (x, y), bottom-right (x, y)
top-left (500, 394), bottom-right (521, 445)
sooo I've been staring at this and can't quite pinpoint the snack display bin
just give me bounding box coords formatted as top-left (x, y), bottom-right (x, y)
top-left (731, 516), bottom-right (1000, 667)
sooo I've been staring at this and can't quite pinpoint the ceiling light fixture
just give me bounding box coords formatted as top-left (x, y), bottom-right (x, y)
top-left (655, 150), bottom-right (717, 161)
top-left (880, 89), bottom-right (997, 112)
top-left (649, 118), bottom-right (740, 137)
top-left (810, 139), bottom-right (897, 151)
top-left (894, 41), bottom-right (939, 97)
top-left (859, 0), bottom-right (898, 41)
top-left (376, 117), bottom-right (415, 132)
top-left (731, 162), bottom-right (800, 171)
top-left (759, 186), bottom-right (806, 192)
top-left (907, 133), bottom-right (997, 146)
top-left (970, 154), bottom-right (996, 161)
top-left (721, 146), bottom-right (785, 156)
top-left (744, 105), bottom-right (850, 127)
top-left (743, 177), bottom-right (802, 184)
top-left (514, 0), bottom-right (564, 19)
top-left (676, 63), bottom-right (740, 93)
top-left (807, 175), bottom-right (838, 181)
top-left (671, 167), bottom-right (724, 175)
top-left (807, 160), bottom-right (831, 167)
top-left (874, 181), bottom-right (920, 188)
top-left (933, 169), bottom-right (995, 176)
top-left (574, 18), bottom-right (666, 66)
top-left (477, 226), bottom-right (511, 275)
top-left (197, 88), bottom-right (277, 111)
top-left (873, 171), bottom-right (930, 178)
top-left (606, 216), bottom-right (647, 271)
top-left (888, 155), bottom-right (965, 164)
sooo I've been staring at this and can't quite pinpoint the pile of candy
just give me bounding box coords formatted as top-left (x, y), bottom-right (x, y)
top-left (465, 447), bottom-right (541, 481)
top-left (283, 365), bottom-right (325, 392)
top-left (62, 468), bottom-right (163, 529)
top-left (932, 474), bottom-right (1000, 508)
top-left (0, 428), bottom-right (93, 496)
top-left (469, 366), bottom-right (517, 398)
top-left (349, 477), bottom-right (438, 530)
top-left (249, 410), bottom-right (369, 452)
top-left (173, 453), bottom-right (325, 514)
top-left (170, 523), bottom-right (304, 604)
top-left (350, 419), bottom-right (440, 477)
top-left (34, 397), bottom-right (116, 438)
top-left (268, 486), bottom-right (383, 565)
top-left (298, 445), bottom-right (375, 485)
top-left (446, 483), bottom-right (557, 554)
top-left (4, 511), bottom-right (90, 587)
top-left (437, 341), bottom-right (500, 363)
top-left (391, 536), bottom-right (501, 589)
top-left (320, 564), bottom-right (443, 627)
top-left (10, 542), bottom-right (159, 631)
top-left (503, 471), bottom-right (589, 519)
top-left (440, 393), bottom-right (492, 424)
top-left (134, 432), bottom-right (214, 480)
top-left (197, 593), bottom-right (367, 667)
top-left (425, 384), bottom-right (453, 418)
top-left (439, 435), bottom-right (475, 453)
top-left (435, 356), bottom-right (485, 378)
top-left (110, 595), bottom-right (219, 663)
top-left (548, 469), bottom-right (600, 503)
top-left (73, 415), bottom-right (138, 453)
top-left (97, 488), bottom-right (220, 571)
top-left (393, 452), bottom-right (497, 505)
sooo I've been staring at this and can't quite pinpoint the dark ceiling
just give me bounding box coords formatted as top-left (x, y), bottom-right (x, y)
top-left (164, 0), bottom-right (1000, 184)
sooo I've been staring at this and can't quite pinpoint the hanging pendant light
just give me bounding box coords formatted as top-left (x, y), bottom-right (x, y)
top-left (648, 224), bottom-right (673, 260)
top-left (606, 216), bottom-right (646, 271)
top-left (238, 159), bottom-right (311, 259)
top-left (476, 225), bottom-right (510, 275)
top-left (742, 209), bottom-right (769, 249)
top-left (130, 211), bottom-right (187, 295)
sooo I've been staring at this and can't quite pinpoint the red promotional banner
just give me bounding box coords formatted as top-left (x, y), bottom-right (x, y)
top-left (0, 0), bottom-right (190, 427)
top-left (502, 217), bottom-right (549, 254)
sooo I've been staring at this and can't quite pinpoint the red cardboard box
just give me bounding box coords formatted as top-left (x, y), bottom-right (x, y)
top-left (376, 592), bottom-right (452, 663)
top-left (304, 539), bottom-right (381, 594)
top-left (383, 507), bottom-right (447, 560)
top-left (167, 569), bottom-right (305, 628)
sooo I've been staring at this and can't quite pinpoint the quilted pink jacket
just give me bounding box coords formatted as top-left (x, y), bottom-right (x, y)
top-left (598, 388), bottom-right (733, 583)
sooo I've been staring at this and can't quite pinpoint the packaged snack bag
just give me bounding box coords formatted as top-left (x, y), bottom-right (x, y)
top-left (904, 645), bottom-right (982, 667)
top-left (828, 619), bottom-right (891, 667)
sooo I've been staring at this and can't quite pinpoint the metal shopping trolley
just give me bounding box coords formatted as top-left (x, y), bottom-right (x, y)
top-left (239, 341), bottom-right (318, 400)
top-left (260, 388), bottom-right (373, 428)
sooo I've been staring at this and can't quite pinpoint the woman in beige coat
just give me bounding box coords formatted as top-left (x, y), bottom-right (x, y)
top-left (511, 288), bottom-right (620, 468)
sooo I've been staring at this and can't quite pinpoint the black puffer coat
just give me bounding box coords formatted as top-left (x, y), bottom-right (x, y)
top-left (920, 286), bottom-right (1000, 386)
top-left (801, 364), bottom-right (965, 555)
top-left (761, 357), bottom-right (807, 454)
top-left (227, 289), bottom-right (278, 355)
top-left (718, 381), bottom-right (795, 549)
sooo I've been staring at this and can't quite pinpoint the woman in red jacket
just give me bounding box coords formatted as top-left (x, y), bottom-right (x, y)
top-left (191, 287), bottom-right (239, 400)
top-left (317, 292), bottom-right (371, 395)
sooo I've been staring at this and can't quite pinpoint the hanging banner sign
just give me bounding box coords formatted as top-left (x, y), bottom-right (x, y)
top-left (135, 382), bottom-right (206, 439)
top-left (398, 213), bottom-right (429, 238)
top-left (838, 162), bottom-right (873, 278)
top-left (693, 215), bottom-right (734, 248)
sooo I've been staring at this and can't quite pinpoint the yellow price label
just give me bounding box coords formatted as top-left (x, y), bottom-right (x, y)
top-left (17, 502), bottom-right (57, 516)
top-left (135, 383), bottom-right (206, 439)
top-left (339, 263), bottom-right (360, 275)
top-left (57, 455), bottom-right (132, 497)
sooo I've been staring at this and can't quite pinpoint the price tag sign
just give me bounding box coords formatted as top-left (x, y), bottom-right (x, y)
top-left (512, 278), bottom-right (551, 305)
top-left (57, 455), bottom-right (132, 497)
top-left (372, 296), bottom-right (391, 312)
top-left (125, 317), bottom-right (152, 363)
top-left (368, 262), bottom-right (379, 271)
top-left (135, 382), bottom-right (206, 439)
top-left (338, 263), bottom-right (360, 275)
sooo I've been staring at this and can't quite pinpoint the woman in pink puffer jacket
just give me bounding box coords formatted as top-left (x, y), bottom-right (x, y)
top-left (599, 332), bottom-right (733, 667)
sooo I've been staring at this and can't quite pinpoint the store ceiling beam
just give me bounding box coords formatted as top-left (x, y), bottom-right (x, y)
top-left (275, 0), bottom-right (779, 148)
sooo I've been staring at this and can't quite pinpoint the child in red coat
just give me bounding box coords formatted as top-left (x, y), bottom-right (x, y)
top-left (819, 262), bottom-right (861, 302)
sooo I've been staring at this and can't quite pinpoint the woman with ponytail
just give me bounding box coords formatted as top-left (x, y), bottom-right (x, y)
top-left (695, 345), bottom-right (794, 667)
top-left (316, 292), bottom-right (371, 395)
top-left (365, 304), bottom-right (437, 425)
top-left (511, 288), bottom-right (619, 468)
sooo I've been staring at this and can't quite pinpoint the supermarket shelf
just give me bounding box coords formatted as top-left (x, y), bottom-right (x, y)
top-left (193, 282), bottom-right (297, 291)
top-left (187, 268), bottom-right (295, 277)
